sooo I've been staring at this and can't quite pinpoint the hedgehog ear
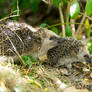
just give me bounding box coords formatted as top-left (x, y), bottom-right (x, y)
top-left (81, 39), bottom-right (88, 45)
top-left (38, 28), bottom-right (44, 33)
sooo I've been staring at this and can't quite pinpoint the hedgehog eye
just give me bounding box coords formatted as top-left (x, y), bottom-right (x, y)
top-left (49, 36), bottom-right (56, 40)
top-left (37, 37), bottom-right (41, 43)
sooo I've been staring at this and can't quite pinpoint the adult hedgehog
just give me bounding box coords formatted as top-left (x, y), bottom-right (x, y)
top-left (0, 20), bottom-right (59, 63)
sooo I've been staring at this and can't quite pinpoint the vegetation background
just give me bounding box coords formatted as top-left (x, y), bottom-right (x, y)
top-left (0, 0), bottom-right (92, 92)
top-left (0, 0), bottom-right (92, 53)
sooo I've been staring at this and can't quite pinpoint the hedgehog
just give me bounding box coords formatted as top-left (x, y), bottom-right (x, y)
top-left (47, 37), bottom-right (92, 68)
top-left (0, 20), bottom-right (59, 63)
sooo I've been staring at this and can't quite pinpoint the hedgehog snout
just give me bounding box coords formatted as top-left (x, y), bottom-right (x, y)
top-left (83, 54), bottom-right (92, 63)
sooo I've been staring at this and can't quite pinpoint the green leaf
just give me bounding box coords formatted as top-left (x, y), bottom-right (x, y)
top-left (85, 19), bottom-right (90, 29)
top-left (0, 0), bottom-right (8, 3)
top-left (30, 0), bottom-right (40, 13)
top-left (20, 0), bottom-right (30, 10)
top-left (87, 27), bottom-right (91, 39)
top-left (40, 23), bottom-right (47, 28)
top-left (85, 19), bottom-right (91, 39)
top-left (22, 55), bottom-right (38, 66)
top-left (51, 0), bottom-right (61, 7)
top-left (70, 0), bottom-right (80, 19)
top-left (64, 0), bottom-right (68, 3)
top-left (87, 41), bottom-right (92, 54)
top-left (51, 27), bottom-right (59, 34)
top-left (65, 25), bottom-right (72, 37)
top-left (85, 0), bottom-right (92, 16)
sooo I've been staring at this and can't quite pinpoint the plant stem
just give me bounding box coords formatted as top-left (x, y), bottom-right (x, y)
top-left (76, 13), bottom-right (86, 36)
top-left (59, 3), bottom-right (65, 37)
top-left (47, 22), bottom-right (84, 29)
top-left (66, 1), bottom-right (71, 25)
top-left (17, 0), bottom-right (20, 16)
top-left (70, 19), bottom-right (75, 38)
top-left (80, 12), bottom-right (92, 21)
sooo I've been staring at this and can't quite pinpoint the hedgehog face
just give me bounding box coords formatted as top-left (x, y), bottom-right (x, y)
top-left (42, 28), bottom-right (59, 49)
top-left (36, 28), bottom-right (59, 57)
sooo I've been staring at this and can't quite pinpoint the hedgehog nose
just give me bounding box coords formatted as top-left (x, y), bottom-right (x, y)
top-left (84, 54), bottom-right (92, 63)
top-left (57, 38), bottom-right (67, 44)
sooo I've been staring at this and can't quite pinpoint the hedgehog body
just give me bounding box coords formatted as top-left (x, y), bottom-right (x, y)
top-left (0, 20), bottom-right (59, 62)
top-left (47, 38), bottom-right (91, 67)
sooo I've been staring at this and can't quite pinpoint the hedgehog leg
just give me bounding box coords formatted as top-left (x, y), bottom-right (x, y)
top-left (0, 56), bottom-right (8, 62)
top-left (66, 63), bottom-right (73, 69)
top-left (49, 57), bottom-right (59, 67)
top-left (0, 56), bottom-right (16, 64)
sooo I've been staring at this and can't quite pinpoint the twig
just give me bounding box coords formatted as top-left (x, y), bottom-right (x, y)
top-left (0, 15), bottom-right (19, 22)
top-left (7, 37), bottom-right (25, 65)
top-left (0, 0), bottom-right (20, 22)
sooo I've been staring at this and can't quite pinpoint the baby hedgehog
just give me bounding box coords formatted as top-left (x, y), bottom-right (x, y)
top-left (0, 20), bottom-right (59, 63)
top-left (47, 38), bottom-right (92, 68)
